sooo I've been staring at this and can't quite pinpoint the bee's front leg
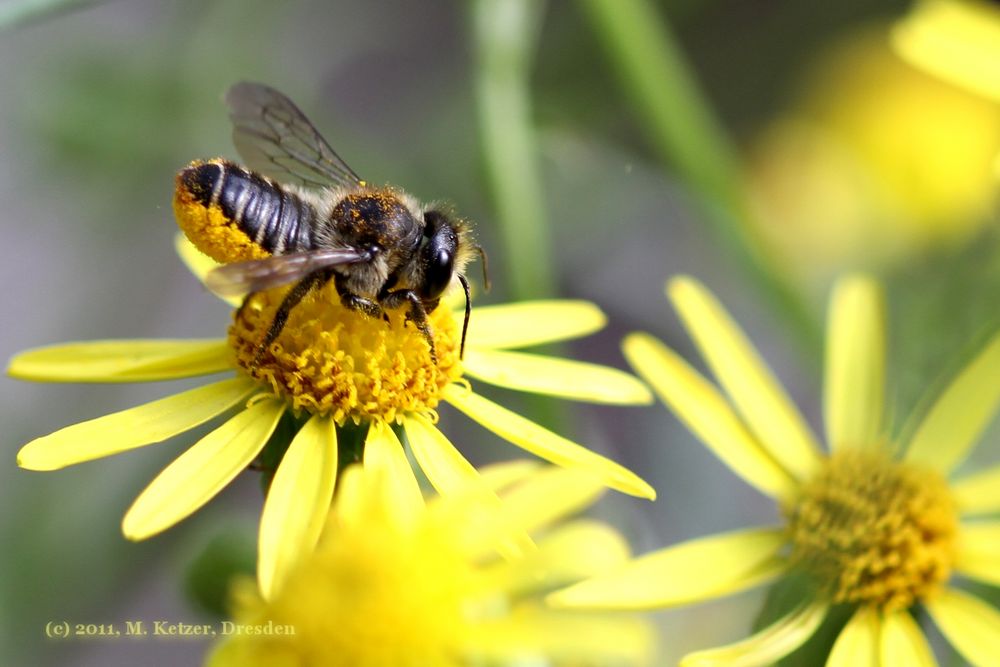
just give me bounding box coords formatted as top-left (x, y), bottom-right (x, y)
top-left (254, 270), bottom-right (328, 367)
top-left (236, 291), bottom-right (258, 321)
top-left (380, 289), bottom-right (436, 362)
top-left (335, 274), bottom-right (386, 321)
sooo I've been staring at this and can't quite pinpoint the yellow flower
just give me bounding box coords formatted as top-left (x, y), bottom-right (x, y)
top-left (550, 274), bottom-right (1000, 665)
top-left (9, 236), bottom-right (654, 599)
top-left (893, 0), bottom-right (1000, 104)
top-left (744, 30), bottom-right (1000, 285)
top-left (207, 459), bottom-right (654, 667)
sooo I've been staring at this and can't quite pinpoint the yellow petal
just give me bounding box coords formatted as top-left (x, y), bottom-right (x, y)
top-left (528, 520), bottom-right (631, 587)
top-left (491, 466), bottom-right (607, 541)
top-left (331, 464), bottom-right (367, 528)
top-left (404, 414), bottom-right (484, 496)
top-left (477, 460), bottom-right (544, 492)
top-left (828, 606), bottom-right (881, 667)
top-left (445, 466), bottom-right (608, 564)
top-left (955, 521), bottom-right (1000, 586)
top-left (548, 527), bottom-right (787, 610)
top-left (925, 587), bottom-right (1000, 666)
top-left (122, 398), bottom-right (285, 540)
top-left (363, 420), bottom-right (424, 528)
top-left (825, 275), bottom-right (885, 452)
top-left (17, 378), bottom-right (257, 471)
top-left (623, 333), bottom-right (797, 499)
top-left (463, 300), bottom-right (606, 350)
top-left (892, 0), bottom-right (1000, 104)
top-left (174, 233), bottom-right (242, 307)
top-left (443, 385), bottom-right (655, 499)
top-left (905, 331), bottom-right (1000, 474)
top-left (953, 554), bottom-right (1000, 587)
top-left (680, 601), bottom-right (828, 667)
top-left (668, 277), bottom-right (821, 479)
top-left (258, 414), bottom-right (337, 600)
top-left (406, 416), bottom-right (533, 558)
top-left (461, 348), bottom-right (653, 405)
top-left (953, 464), bottom-right (1000, 516)
top-left (7, 339), bottom-right (231, 383)
top-left (881, 610), bottom-right (938, 667)
top-left (475, 519), bottom-right (629, 601)
top-left (465, 606), bottom-right (654, 665)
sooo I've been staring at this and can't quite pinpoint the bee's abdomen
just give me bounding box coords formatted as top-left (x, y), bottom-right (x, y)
top-left (173, 159), bottom-right (315, 264)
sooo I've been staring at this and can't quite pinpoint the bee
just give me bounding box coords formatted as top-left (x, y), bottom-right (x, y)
top-left (173, 82), bottom-right (487, 363)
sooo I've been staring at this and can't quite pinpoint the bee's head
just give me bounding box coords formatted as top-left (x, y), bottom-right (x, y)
top-left (419, 211), bottom-right (456, 301)
top-left (420, 209), bottom-right (486, 358)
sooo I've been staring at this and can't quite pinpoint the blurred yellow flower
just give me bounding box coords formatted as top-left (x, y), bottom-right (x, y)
top-left (744, 30), bottom-right (1000, 286)
top-left (893, 0), bottom-right (1000, 103)
top-left (550, 274), bottom-right (1000, 665)
top-left (9, 237), bottom-right (653, 599)
top-left (207, 460), bottom-right (654, 667)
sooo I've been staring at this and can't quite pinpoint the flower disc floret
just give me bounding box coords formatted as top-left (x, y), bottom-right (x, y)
top-left (229, 281), bottom-right (463, 423)
top-left (784, 449), bottom-right (958, 611)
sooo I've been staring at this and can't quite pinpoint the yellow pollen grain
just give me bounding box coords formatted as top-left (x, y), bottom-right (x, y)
top-left (228, 280), bottom-right (462, 423)
top-left (783, 449), bottom-right (957, 611)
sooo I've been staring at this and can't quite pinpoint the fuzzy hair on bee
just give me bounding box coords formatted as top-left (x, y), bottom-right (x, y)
top-left (173, 82), bottom-right (487, 363)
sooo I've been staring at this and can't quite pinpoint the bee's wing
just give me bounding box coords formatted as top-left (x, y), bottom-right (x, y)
top-left (225, 82), bottom-right (364, 190)
top-left (205, 248), bottom-right (370, 297)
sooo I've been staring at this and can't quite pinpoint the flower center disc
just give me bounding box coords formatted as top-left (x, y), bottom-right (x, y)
top-left (783, 449), bottom-right (957, 611)
top-left (229, 281), bottom-right (462, 423)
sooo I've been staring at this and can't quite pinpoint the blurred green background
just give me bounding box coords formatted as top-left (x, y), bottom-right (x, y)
top-left (2, 0), bottom-right (999, 665)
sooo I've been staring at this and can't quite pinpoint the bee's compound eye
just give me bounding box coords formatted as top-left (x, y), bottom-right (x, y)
top-left (422, 210), bottom-right (459, 300)
top-left (423, 246), bottom-right (454, 300)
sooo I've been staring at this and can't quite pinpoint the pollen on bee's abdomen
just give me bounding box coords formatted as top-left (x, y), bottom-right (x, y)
top-left (228, 280), bottom-right (463, 424)
top-left (173, 159), bottom-right (273, 264)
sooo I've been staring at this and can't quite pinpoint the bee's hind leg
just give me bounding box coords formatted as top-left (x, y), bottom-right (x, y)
top-left (253, 271), bottom-right (328, 367)
top-left (380, 289), bottom-right (436, 363)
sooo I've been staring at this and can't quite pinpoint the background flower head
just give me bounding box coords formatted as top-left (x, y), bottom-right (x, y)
top-left (743, 26), bottom-right (1000, 288)
top-left (208, 460), bottom-right (655, 667)
top-left (551, 274), bottom-right (1000, 665)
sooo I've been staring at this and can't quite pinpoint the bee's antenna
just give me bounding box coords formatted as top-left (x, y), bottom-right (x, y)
top-left (476, 245), bottom-right (491, 292)
top-left (459, 274), bottom-right (472, 359)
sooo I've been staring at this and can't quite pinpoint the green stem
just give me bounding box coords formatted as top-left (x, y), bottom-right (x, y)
top-left (582, 0), bottom-right (822, 356)
top-left (0, 0), bottom-right (102, 29)
top-left (582, 0), bottom-right (739, 209)
top-left (472, 0), bottom-right (596, 431)
top-left (473, 0), bottom-right (554, 301)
